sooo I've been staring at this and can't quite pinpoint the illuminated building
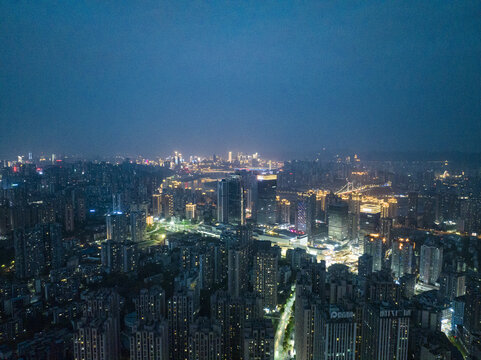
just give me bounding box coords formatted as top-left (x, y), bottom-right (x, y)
top-left (65, 202), bottom-right (74, 232)
top-left (130, 210), bottom-right (145, 243)
top-left (101, 240), bottom-right (138, 273)
top-left (359, 204), bottom-right (381, 242)
top-left (362, 304), bottom-right (410, 360)
top-left (217, 176), bottom-right (244, 225)
top-left (391, 238), bottom-right (413, 279)
top-left (278, 199), bottom-right (291, 224)
top-left (419, 244), bottom-right (443, 285)
top-left (106, 212), bottom-right (129, 243)
top-left (134, 286), bottom-right (166, 322)
top-left (228, 151), bottom-right (233, 163)
top-left (152, 193), bottom-right (162, 217)
top-left (74, 290), bottom-right (121, 360)
top-left (254, 248), bottom-right (278, 310)
top-left (210, 291), bottom-right (263, 360)
top-left (188, 318), bottom-right (223, 360)
top-left (318, 305), bottom-right (357, 360)
top-left (227, 245), bottom-right (249, 297)
top-left (328, 203), bottom-right (349, 243)
top-left (185, 203), bottom-right (196, 220)
top-left (256, 175), bottom-right (277, 225)
top-left (243, 320), bottom-right (274, 360)
top-left (363, 234), bottom-right (383, 272)
top-left (14, 223), bottom-right (63, 279)
top-left (130, 321), bottom-right (169, 360)
top-left (162, 194), bottom-right (174, 218)
top-left (168, 289), bottom-right (197, 360)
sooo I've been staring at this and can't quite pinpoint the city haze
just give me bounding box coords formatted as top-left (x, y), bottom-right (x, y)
top-left (1, 1), bottom-right (481, 158)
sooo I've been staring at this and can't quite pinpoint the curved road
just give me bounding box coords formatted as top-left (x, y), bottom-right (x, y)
top-left (275, 285), bottom-right (296, 360)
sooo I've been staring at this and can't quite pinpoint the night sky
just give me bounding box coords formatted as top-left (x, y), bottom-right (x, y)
top-left (1, 1), bottom-right (480, 158)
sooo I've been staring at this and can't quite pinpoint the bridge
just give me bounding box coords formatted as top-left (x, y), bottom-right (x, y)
top-left (335, 181), bottom-right (391, 195)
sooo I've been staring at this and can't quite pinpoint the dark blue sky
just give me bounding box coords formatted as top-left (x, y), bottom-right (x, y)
top-left (1, 1), bottom-right (480, 158)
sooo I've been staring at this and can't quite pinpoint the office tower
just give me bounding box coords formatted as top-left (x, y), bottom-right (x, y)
top-left (228, 151), bottom-right (233, 163)
top-left (363, 234), bottom-right (383, 272)
top-left (348, 193), bottom-right (361, 242)
top-left (130, 321), bottom-right (169, 360)
top-left (106, 211), bottom-right (128, 243)
top-left (328, 203), bottom-right (349, 243)
top-left (359, 205), bottom-right (381, 241)
top-left (65, 202), bottom-right (75, 232)
top-left (188, 318), bottom-right (223, 360)
top-left (73, 289), bottom-right (121, 360)
top-left (439, 270), bottom-right (466, 301)
top-left (227, 245), bottom-right (249, 297)
top-left (243, 319), bottom-right (274, 360)
top-left (296, 198), bottom-right (308, 233)
top-left (420, 244), bottom-right (443, 285)
top-left (168, 289), bottom-right (197, 360)
top-left (318, 305), bottom-right (357, 360)
top-left (362, 303), bottom-right (411, 360)
top-left (278, 199), bottom-right (291, 224)
top-left (211, 291), bottom-right (263, 360)
top-left (152, 193), bottom-right (162, 217)
top-left (217, 176), bottom-right (244, 225)
top-left (134, 286), bottom-right (166, 322)
top-left (452, 296), bottom-right (465, 331)
top-left (256, 175), bottom-right (277, 225)
top-left (391, 238), bottom-right (414, 279)
top-left (130, 210), bottom-right (145, 243)
top-left (185, 203), bottom-right (196, 220)
top-left (254, 248), bottom-right (278, 310)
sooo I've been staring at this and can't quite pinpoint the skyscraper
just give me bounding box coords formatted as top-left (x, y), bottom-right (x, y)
top-left (130, 210), bottom-right (145, 243)
top-left (227, 245), bottom-right (249, 297)
top-left (256, 175), bottom-right (277, 225)
top-left (168, 289), bottom-right (197, 360)
top-left (134, 286), bottom-right (166, 322)
top-left (74, 289), bottom-right (121, 360)
top-left (391, 238), bottom-right (414, 279)
top-left (106, 211), bottom-right (128, 243)
top-left (14, 223), bottom-right (63, 279)
top-left (328, 203), bottom-right (349, 243)
top-left (363, 234), bottom-right (383, 272)
top-left (217, 176), bottom-right (244, 225)
top-left (254, 248), bottom-right (278, 310)
top-left (318, 305), bottom-right (357, 360)
top-left (362, 303), bottom-right (410, 360)
top-left (419, 244), bottom-right (443, 285)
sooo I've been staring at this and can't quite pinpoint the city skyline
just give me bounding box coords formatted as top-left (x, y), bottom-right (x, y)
top-left (1, 2), bottom-right (480, 359)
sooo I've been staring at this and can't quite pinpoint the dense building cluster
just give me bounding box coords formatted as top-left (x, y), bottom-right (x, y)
top-left (0, 152), bottom-right (480, 359)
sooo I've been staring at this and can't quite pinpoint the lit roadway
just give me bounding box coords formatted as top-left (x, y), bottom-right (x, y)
top-left (275, 285), bottom-right (296, 360)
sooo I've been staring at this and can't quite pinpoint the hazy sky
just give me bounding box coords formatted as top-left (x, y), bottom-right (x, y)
top-left (1, 1), bottom-right (480, 158)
